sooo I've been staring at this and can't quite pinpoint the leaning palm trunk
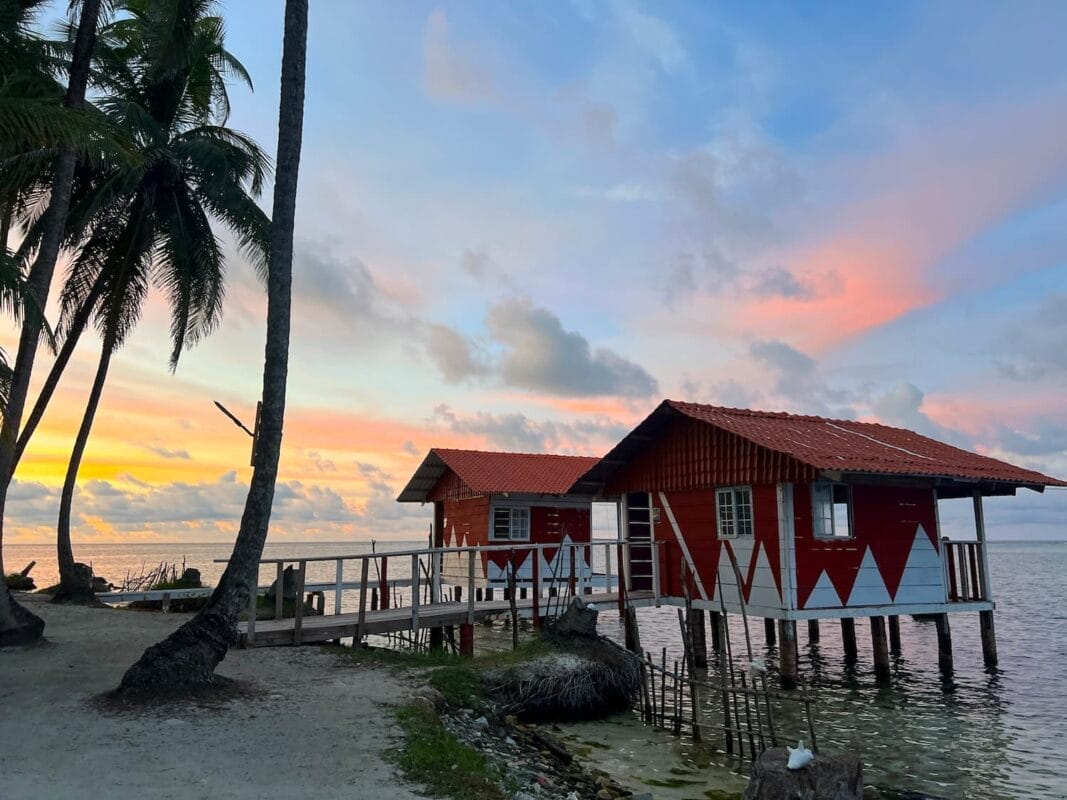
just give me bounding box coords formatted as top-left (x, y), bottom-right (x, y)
top-left (52, 327), bottom-right (116, 604)
top-left (0, 0), bottom-right (102, 645)
top-left (116, 0), bottom-right (307, 694)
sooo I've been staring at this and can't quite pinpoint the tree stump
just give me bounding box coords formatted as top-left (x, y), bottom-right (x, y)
top-left (744, 747), bottom-right (862, 800)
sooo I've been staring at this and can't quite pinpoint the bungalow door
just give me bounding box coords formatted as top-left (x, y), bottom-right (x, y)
top-left (624, 492), bottom-right (655, 591)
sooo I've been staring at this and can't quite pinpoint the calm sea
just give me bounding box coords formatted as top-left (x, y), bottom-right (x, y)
top-left (6, 539), bottom-right (1066, 799)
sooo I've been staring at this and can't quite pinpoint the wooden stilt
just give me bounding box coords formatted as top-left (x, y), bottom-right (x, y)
top-left (807, 619), bottom-right (820, 642)
top-left (764, 618), bottom-right (776, 646)
top-left (709, 611), bottom-right (722, 650)
top-left (980, 610), bottom-right (998, 668)
top-left (887, 615), bottom-right (901, 654)
top-left (871, 616), bottom-right (890, 682)
top-left (454, 586), bottom-right (462, 604)
top-left (935, 613), bottom-right (953, 673)
top-left (841, 618), bottom-right (858, 664)
top-left (778, 620), bottom-right (797, 689)
top-left (624, 606), bottom-right (642, 654)
top-left (690, 609), bottom-right (708, 668)
top-left (459, 623), bottom-right (474, 658)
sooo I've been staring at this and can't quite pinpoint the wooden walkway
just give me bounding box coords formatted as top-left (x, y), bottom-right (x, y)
top-left (239, 591), bottom-right (654, 647)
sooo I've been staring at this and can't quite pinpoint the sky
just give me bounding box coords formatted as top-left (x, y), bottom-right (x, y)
top-left (6, 0), bottom-right (1067, 544)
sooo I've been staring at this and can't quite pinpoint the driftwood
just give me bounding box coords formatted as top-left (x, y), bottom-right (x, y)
top-left (5, 562), bottom-right (36, 591)
top-left (744, 747), bottom-right (862, 800)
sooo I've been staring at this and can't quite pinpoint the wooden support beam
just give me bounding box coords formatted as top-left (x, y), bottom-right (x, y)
top-left (709, 611), bottom-right (722, 650)
top-left (778, 620), bottom-right (798, 689)
top-left (293, 561), bottom-right (306, 646)
top-left (935, 613), bottom-right (953, 673)
top-left (871, 616), bottom-right (890, 682)
top-left (275, 562), bottom-right (284, 621)
top-left (887, 615), bottom-right (901, 654)
top-left (459, 623), bottom-right (474, 658)
top-left (690, 609), bottom-right (708, 669)
top-left (764, 618), bottom-right (776, 646)
top-left (624, 606), bottom-right (642, 654)
top-left (841, 618), bottom-right (858, 664)
top-left (807, 619), bottom-right (820, 642)
top-left (980, 610), bottom-right (998, 668)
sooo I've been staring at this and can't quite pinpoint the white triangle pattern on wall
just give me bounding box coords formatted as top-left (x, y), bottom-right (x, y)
top-left (893, 524), bottom-right (946, 605)
top-left (846, 547), bottom-right (893, 607)
top-left (803, 569), bottom-right (842, 609)
top-left (747, 542), bottom-right (782, 608)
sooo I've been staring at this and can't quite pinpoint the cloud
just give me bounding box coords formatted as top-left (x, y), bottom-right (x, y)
top-left (134, 441), bottom-right (191, 460)
top-left (424, 323), bottom-right (491, 383)
top-left (431, 404), bottom-right (627, 454)
top-left (869, 382), bottom-right (967, 445)
top-left (423, 9), bottom-right (496, 102)
top-left (614, 2), bottom-right (687, 74)
top-left (749, 266), bottom-right (814, 299)
top-left (748, 338), bottom-right (854, 417)
top-left (487, 298), bottom-right (658, 397)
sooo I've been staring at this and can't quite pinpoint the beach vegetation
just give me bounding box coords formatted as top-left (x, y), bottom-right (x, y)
top-left (391, 703), bottom-right (506, 800)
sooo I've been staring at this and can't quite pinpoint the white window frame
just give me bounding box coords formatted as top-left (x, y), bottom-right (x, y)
top-left (716, 486), bottom-right (754, 539)
top-left (812, 481), bottom-right (853, 540)
top-left (491, 506), bottom-right (530, 542)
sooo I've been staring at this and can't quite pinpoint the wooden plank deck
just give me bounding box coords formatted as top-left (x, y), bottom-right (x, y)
top-left (238, 591), bottom-right (655, 647)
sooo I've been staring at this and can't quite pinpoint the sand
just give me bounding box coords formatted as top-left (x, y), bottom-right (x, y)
top-left (0, 594), bottom-right (422, 800)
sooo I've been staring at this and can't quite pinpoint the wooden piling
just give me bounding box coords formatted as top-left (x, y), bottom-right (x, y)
top-left (764, 618), bottom-right (776, 646)
top-left (935, 613), bottom-right (953, 673)
top-left (807, 619), bottom-right (820, 642)
top-left (870, 616), bottom-right (890, 682)
top-left (624, 606), bottom-right (642, 654)
top-left (841, 617), bottom-right (858, 663)
top-left (709, 610), bottom-right (722, 650)
top-left (980, 610), bottom-right (998, 668)
top-left (778, 620), bottom-right (797, 689)
top-left (459, 623), bottom-right (474, 658)
top-left (887, 615), bottom-right (901, 654)
top-left (690, 609), bottom-right (708, 668)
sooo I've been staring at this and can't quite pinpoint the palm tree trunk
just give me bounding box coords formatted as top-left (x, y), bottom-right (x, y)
top-left (0, 0), bottom-right (102, 645)
top-left (117, 0), bottom-right (308, 694)
top-left (52, 331), bottom-right (114, 604)
top-left (12, 274), bottom-right (107, 473)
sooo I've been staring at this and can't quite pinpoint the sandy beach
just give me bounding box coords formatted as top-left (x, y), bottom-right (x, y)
top-left (0, 595), bottom-right (422, 800)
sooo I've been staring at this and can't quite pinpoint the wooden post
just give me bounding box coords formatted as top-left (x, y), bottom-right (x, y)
top-left (888, 615), bottom-right (901, 654)
top-left (778, 620), bottom-right (797, 689)
top-left (690, 609), bottom-right (708, 668)
top-left (604, 542), bottom-right (613, 595)
top-left (429, 549), bottom-right (444, 651)
top-left (709, 610), bottom-right (722, 650)
top-left (334, 559), bottom-right (344, 615)
top-left (871, 616), bottom-right (890, 682)
top-left (807, 619), bottom-right (820, 642)
top-left (466, 550), bottom-right (476, 625)
top-left (624, 606), bottom-right (642, 654)
top-left (247, 584), bottom-right (257, 646)
top-left (275, 562), bottom-right (284, 620)
top-left (616, 541), bottom-right (627, 617)
top-left (764, 618), bottom-right (776, 646)
top-left (935, 612), bottom-right (953, 673)
top-left (356, 558), bottom-right (369, 645)
top-left (980, 610), bottom-right (998, 668)
top-left (293, 561), bottom-right (306, 646)
top-left (531, 551), bottom-right (541, 629)
top-left (379, 556), bottom-right (389, 610)
top-left (459, 622), bottom-right (474, 657)
top-left (410, 554), bottom-right (421, 635)
top-left (841, 617), bottom-right (858, 663)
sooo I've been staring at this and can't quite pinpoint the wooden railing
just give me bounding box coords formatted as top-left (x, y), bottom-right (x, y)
top-left (942, 539), bottom-right (988, 602)
top-left (217, 538), bottom-right (656, 646)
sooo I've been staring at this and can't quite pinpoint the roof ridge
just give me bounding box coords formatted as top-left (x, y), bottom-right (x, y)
top-left (432, 447), bottom-right (598, 461)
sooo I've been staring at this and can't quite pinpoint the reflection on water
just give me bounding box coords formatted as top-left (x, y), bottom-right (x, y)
top-left (563, 542), bottom-right (1067, 800)
top-left (8, 541), bottom-right (1066, 798)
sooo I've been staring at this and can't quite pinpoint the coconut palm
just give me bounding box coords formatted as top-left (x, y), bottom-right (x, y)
top-left (0, 0), bottom-right (102, 646)
top-left (42, 0), bottom-right (270, 603)
top-left (118, 0), bottom-right (307, 694)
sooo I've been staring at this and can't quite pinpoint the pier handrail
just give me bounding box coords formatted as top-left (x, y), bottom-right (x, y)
top-left (941, 537), bottom-right (989, 602)
top-left (219, 538), bottom-right (641, 646)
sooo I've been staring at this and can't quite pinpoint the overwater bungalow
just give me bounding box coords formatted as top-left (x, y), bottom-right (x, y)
top-left (576, 400), bottom-right (1067, 682)
top-left (398, 448), bottom-right (599, 591)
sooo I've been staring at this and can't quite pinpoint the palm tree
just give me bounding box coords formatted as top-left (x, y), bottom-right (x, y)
top-left (118, 0), bottom-right (307, 694)
top-left (43, 0), bottom-right (270, 603)
top-left (0, 0), bottom-right (102, 646)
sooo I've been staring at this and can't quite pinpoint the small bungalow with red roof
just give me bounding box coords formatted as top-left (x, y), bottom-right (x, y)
top-left (397, 448), bottom-right (600, 590)
top-left (576, 399), bottom-right (1067, 681)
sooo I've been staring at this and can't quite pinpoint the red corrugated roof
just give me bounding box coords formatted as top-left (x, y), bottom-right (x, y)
top-left (665, 400), bottom-right (1067, 487)
top-left (397, 448), bottom-right (600, 502)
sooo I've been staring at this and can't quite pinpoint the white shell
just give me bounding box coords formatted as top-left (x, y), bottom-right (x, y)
top-left (787, 740), bottom-right (814, 770)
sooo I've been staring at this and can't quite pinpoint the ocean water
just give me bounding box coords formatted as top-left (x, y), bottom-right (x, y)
top-left (6, 539), bottom-right (1067, 798)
